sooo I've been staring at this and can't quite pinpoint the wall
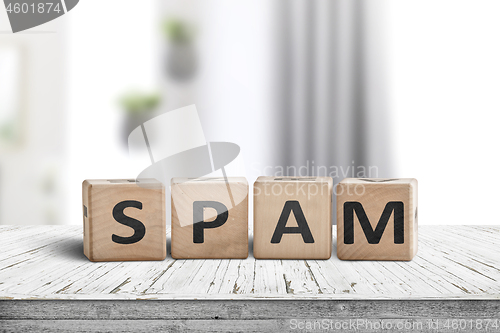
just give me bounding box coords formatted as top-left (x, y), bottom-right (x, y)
top-left (387, 0), bottom-right (500, 225)
top-left (66, 0), bottom-right (159, 224)
top-left (0, 10), bottom-right (67, 225)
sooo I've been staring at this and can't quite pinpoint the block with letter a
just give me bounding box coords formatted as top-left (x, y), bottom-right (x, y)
top-left (253, 176), bottom-right (333, 259)
top-left (336, 178), bottom-right (418, 260)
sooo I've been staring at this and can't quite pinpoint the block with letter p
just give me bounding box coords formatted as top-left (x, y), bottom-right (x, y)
top-left (82, 179), bottom-right (166, 262)
top-left (337, 178), bottom-right (418, 260)
top-left (171, 177), bottom-right (249, 259)
top-left (253, 177), bottom-right (333, 259)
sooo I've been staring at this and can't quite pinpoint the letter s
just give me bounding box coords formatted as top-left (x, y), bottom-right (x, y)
top-left (112, 200), bottom-right (146, 244)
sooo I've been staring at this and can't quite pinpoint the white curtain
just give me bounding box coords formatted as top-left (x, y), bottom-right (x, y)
top-left (272, 0), bottom-right (393, 182)
top-left (157, 0), bottom-right (394, 224)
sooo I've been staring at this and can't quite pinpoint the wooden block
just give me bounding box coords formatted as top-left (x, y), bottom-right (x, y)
top-left (82, 179), bottom-right (166, 262)
top-left (337, 178), bottom-right (418, 261)
top-left (253, 176), bottom-right (333, 259)
top-left (171, 177), bottom-right (248, 259)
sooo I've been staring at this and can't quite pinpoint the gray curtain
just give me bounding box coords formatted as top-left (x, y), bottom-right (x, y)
top-left (272, 0), bottom-right (392, 183)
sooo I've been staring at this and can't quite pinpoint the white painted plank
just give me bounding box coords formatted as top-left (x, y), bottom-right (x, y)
top-left (219, 258), bottom-right (256, 295)
top-left (253, 259), bottom-right (287, 294)
top-left (280, 260), bottom-right (322, 294)
top-left (1, 226), bottom-right (500, 300)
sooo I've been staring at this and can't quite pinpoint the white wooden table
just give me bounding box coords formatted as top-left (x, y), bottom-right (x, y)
top-left (1, 225), bottom-right (499, 332)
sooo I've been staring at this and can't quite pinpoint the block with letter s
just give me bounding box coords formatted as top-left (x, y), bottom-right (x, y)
top-left (82, 179), bottom-right (166, 262)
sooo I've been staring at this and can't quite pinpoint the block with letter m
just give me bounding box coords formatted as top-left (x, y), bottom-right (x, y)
top-left (337, 178), bottom-right (418, 260)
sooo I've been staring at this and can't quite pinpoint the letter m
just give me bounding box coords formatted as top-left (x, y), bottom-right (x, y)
top-left (343, 201), bottom-right (404, 244)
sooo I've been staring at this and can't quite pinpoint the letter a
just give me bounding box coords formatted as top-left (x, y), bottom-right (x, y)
top-left (271, 200), bottom-right (314, 243)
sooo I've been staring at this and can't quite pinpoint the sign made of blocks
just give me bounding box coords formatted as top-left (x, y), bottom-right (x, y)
top-left (253, 176), bottom-right (333, 259)
top-left (336, 178), bottom-right (418, 261)
top-left (171, 177), bottom-right (249, 259)
top-left (82, 179), bottom-right (166, 262)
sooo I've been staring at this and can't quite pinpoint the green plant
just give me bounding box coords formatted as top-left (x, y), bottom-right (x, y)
top-left (119, 92), bottom-right (160, 115)
top-left (163, 18), bottom-right (195, 44)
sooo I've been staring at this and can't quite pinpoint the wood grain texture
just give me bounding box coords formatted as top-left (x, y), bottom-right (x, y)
top-left (2, 300), bottom-right (500, 320)
top-left (253, 177), bottom-right (333, 259)
top-left (171, 177), bottom-right (248, 259)
top-left (82, 179), bottom-right (166, 262)
top-left (1, 225), bottom-right (500, 300)
top-left (2, 317), bottom-right (500, 333)
top-left (337, 178), bottom-right (418, 261)
top-left (1, 300), bottom-right (500, 332)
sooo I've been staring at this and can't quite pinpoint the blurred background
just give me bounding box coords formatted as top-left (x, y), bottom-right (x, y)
top-left (0, 0), bottom-right (499, 226)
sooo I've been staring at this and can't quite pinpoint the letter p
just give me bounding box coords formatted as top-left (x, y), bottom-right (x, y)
top-left (193, 201), bottom-right (228, 243)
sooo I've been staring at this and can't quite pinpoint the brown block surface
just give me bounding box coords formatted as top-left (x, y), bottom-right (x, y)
top-left (253, 176), bottom-right (333, 259)
top-left (171, 177), bottom-right (248, 259)
top-left (337, 178), bottom-right (418, 261)
top-left (82, 179), bottom-right (166, 262)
